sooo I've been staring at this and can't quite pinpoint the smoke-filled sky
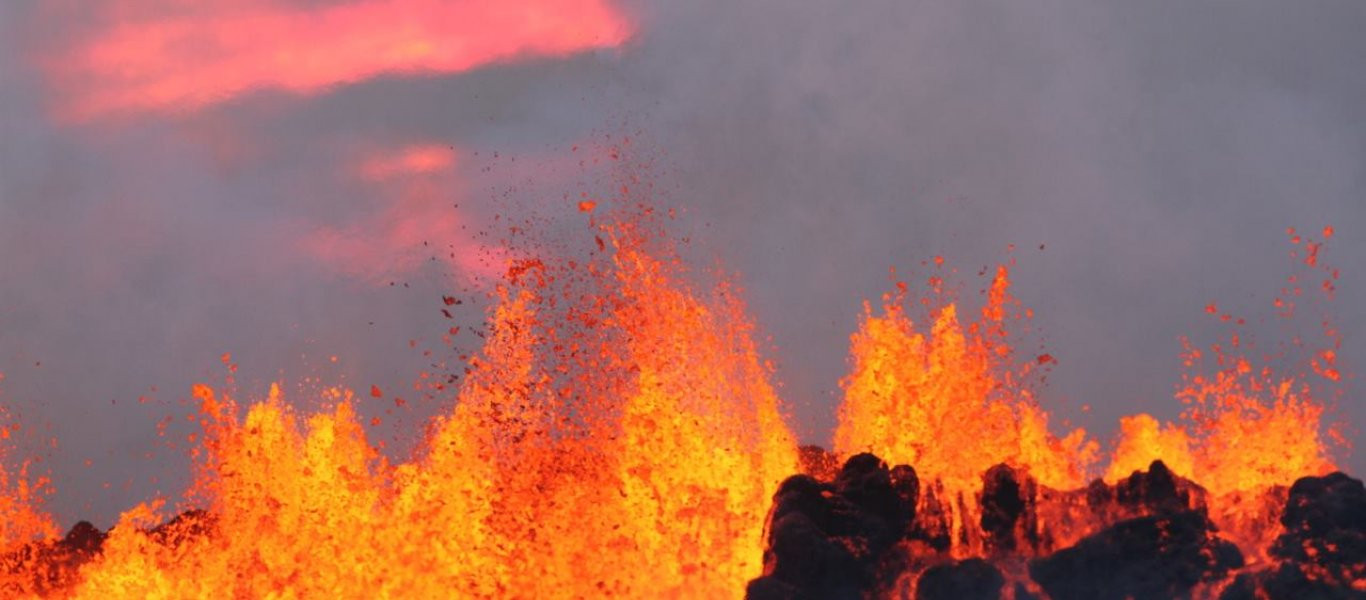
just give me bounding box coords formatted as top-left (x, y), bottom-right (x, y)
top-left (2, 1), bottom-right (1363, 528)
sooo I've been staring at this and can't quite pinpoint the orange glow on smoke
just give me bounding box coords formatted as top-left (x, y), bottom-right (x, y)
top-left (357, 144), bottom-right (457, 181)
top-left (47, 0), bottom-right (634, 119)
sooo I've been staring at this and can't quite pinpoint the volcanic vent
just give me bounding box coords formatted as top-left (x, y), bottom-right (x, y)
top-left (0, 209), bottom-right (1359, 598)
top-left (748, 228), bottom-right (1361, 599)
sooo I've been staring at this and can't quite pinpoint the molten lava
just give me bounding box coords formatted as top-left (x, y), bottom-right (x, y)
top-left (0, 209), bottom-right (796, 598)
top-left (833, 265), bottom-right (1098, 555)
top-left (0, 215), bottom-right (1355, 598)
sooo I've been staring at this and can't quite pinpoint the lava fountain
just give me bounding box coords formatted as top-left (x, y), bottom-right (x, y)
top-left (0, 211), bottom-right (1360, 599)
top-left (754, 227), bottom-right (1358, 600)
top-left (1, 205), bottom-right (798, 598)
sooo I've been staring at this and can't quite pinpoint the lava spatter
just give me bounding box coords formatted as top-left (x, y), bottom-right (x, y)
top-left (30, 205), bottom-right (797, 599)
top-left (833, 264), bottom-right (1097, 556)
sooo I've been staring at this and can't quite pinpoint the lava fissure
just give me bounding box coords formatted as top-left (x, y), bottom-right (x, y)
top-left (0, 217), bottom-right (1356, 598)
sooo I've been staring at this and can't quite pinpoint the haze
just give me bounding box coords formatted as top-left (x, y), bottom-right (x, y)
top-left (1, 0), bottom-right (1363, 528)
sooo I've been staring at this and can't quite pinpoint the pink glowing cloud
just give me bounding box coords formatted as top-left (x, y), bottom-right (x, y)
top-left (45, 0), bottom-right (633, 119)
top-left (358, 144), bottom-right (458, 181)
top-left (300, 144), bottom-right (507, 286)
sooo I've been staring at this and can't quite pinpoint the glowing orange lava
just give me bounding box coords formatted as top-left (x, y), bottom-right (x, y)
top-left (1104, 228), bottom-right (1344, 562)
top-left (833, 265), bottom-right (1098, 553)
top-left (10, 208), bottom-right (796, 598)
top-left (0, 219), bottom-right (1350, 596)
top-left (831, 232), bottom-right (1346, 564)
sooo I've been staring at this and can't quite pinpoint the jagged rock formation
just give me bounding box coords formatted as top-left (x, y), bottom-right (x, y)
top-left (1220, 472), bottom-right (1366, 600)
top-left (914, 558), bottom-right (1007, 600)
top-left (1028, 510), bottom-right (1243, 600)
top-left (748, 451), bottom-right (1365, 600)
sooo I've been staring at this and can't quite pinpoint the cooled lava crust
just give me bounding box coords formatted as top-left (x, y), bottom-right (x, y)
top-left (748, 451), bottom-right (1366, 600)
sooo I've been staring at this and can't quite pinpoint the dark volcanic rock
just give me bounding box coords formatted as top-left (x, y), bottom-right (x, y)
top-left (914, 558), bottom-right (1005, 600)
top-left (765, 511), bottom-right (862, 596)
top-left (1220, 472), bottom-right (1366, 600)
top-left (768, 474), bottom-right (833, 533)
top-left (745, 574), bottom-right (805, 600)
top-left (1029, 509), bottom-right (1243, 600)
top-left (1114, 460), bottom-right (1204, 515)
top-left (751, 452), bottom-right (1366, 600)
top-left (1274, 472), bottom-right (1366, 565)
top-left (61, 521), bottom-right (106, 554)
top-left (750, 453), bottom-right (924, 600)
top-left (1222, 562), bottom-right (1366, 600)
top-left (980, 464), bottom-right (1027, 553)
top-left (890, 464), bottom-right (920, 528)
top-left (1, 521), bottom-right (108, 595)
top-left (837, 453), bottom-right (902, 533)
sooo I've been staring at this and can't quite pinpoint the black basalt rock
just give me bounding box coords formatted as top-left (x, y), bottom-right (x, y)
top-left (765, 511), bottom-right (861, 593)
top-left (769, 474), bottom-right (834, 533)
top-left (1220, 471), bottom-right (1366, 600)
top-left (750, 453), bottom-right (930, 599)
top-left (836, 454), bottom-right (900, 523)
top-left (914, 558), bottom-right (1006, 600)
top-left (890, 464), bottom-right (920, 532)
top-left (752, 451), bottom-right (1366, 600)
top-left (980, 464), bottom-right (1027, 553)
top-left (1029, 509), bottom-right (1243, 600)
top-left (1274, 472), bottom-right (1366, 563)
top-left (1114, 460), bottom-right (1197, 515)
top-left (60, 521), bottom-right (106, 555)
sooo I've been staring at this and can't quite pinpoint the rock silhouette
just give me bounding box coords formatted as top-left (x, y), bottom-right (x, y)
top-left (749, 451), bottom-right (1366, 600)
